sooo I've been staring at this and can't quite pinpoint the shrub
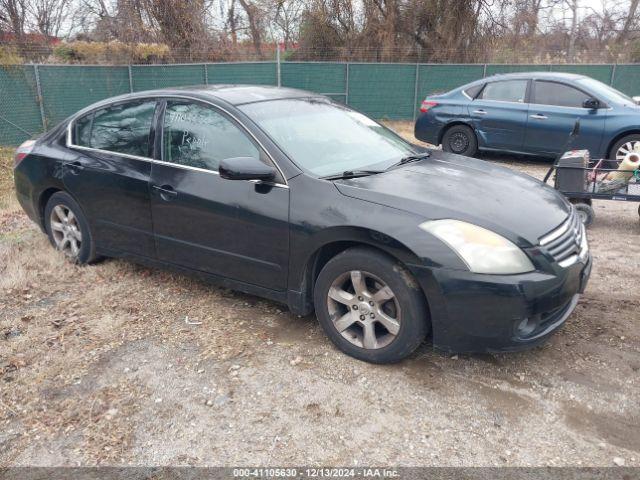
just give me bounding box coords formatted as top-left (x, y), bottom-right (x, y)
top-left (0, 46), bottom-right (24, 65)
top-left (52, 41), bottom-right (170, 64)
top-left (630, 41), bottom-right (640, 63)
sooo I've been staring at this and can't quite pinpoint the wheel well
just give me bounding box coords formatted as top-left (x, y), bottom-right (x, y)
top-left (438, 121), bottom-right (475, 145)
top-left (38, 187), bottom-right (62, 226)
top-left (310, 241), bottom-right (360, 288)
top-left (303, 240), bottom-right (430, 318)
top-left (606, 130), bottom-right (640, 158)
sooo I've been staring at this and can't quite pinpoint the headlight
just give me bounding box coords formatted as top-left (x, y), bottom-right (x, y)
top-left (419, 219), bottom-right (535, 274)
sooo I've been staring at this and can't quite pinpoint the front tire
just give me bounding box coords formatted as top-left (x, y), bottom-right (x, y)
top-left (44, 191), bottom-right (97, 264)
top-left (610, 134), bottom-right (640, 162)
top-left (313, 247), bottom-right (429, 364)
top-left (442, 124), bottom-right (478, 157)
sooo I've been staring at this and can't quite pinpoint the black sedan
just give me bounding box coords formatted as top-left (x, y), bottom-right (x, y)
top-left (13, 85), bottom-right (591, 363)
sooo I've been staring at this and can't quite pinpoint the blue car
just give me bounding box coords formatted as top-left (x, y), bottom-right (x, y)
top-left (414, 72), bottom-right (640, 161)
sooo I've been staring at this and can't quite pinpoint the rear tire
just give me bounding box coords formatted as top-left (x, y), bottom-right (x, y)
top-left (575, 202), bottom-right (595, 227)
top-left (44, 192), bottom-right (97, 264)
top-left (313, 247), bottom-right (429, 364)
top-left (442, 124), bottom-right (478, 157)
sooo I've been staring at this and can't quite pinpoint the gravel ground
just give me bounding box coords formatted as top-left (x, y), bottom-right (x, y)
top-left (1, 126), bottom-right (639, 467)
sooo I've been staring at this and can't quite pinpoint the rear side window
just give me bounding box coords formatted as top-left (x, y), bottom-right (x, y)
top-left (162, 101), bottom-right (260, 172)
top-left (72, 100), bottom-right (157, 157)
top-left (479, 80), bottom-right (528, 103)
top-left (464, 84), bottom-right (484, 98)
top-left (533, 81), bottom-right (588, 108)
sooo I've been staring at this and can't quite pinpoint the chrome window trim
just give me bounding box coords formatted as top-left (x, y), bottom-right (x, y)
top-left (527, 102), bottom-right (613, 111)
top-left (472, 98), bottom-right (528, 106)
top-left (66, 94), bottom-right (289, 188)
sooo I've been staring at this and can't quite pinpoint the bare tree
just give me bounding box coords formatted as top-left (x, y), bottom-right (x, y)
top-left (618, 0), bottom-right (639, 43)
top-left (564, 0), bottom-right (578, 61)
top-left (141, 0), bottom-right (209, 59)
top-left (273, 0), bottom-right (303, 48)
top-left (28, 0), bottom-right (71, 37)
top-left (0, 0), bottom-right (28, 41)
top-left (236, 0), bottom-right (264, 56)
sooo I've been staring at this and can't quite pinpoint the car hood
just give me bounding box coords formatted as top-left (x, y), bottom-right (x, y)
top-left (334, 150), bottom-right (571, 246)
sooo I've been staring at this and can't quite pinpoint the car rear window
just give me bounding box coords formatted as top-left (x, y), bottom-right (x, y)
top-left (533, 81), bottom-right (588, 108)
top-left (479, 80), bottom-right (528, 103)
top-left (72, 100), bottom-right (157, 157)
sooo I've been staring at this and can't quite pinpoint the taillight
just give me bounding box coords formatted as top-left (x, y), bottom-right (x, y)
top-left (420, 100), bottom-right (438, 113)
top-left (14, 139), bottom-right (35, 168)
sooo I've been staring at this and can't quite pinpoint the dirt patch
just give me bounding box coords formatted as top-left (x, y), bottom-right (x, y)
top-left (1, 127), bottom-right (640, 466)
top-left (564, 404), bottom-right (640, 453)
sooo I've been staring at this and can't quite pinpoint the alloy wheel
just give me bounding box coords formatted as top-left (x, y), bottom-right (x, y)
top-left (615, 140), bottom-right (640, 161)
top-left (449, 132), bottom-right (469, 153)
top-left (50, 204), bottom-right (82, 259)
top-left (326, 270), bottom-right (401, 350)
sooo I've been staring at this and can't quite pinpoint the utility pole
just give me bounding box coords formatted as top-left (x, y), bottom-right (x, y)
top-left (276, 40), bottom-right (282, 88)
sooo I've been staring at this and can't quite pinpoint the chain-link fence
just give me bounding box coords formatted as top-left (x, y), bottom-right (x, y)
top-left (2, 60), bottom-right (640, 146)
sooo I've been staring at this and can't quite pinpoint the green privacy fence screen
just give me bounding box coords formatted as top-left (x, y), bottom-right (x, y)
top-left (2, 62), bottom-right (640, 145)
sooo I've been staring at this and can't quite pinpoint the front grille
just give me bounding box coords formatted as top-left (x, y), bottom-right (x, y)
top-left (539, 208), bottom-right (588, 268)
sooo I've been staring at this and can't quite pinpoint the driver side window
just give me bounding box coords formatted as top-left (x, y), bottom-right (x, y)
top-left (162, 101), bottom-right (260, 172)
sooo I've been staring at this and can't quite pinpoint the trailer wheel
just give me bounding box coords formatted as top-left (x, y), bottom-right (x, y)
top-left (575, 203), bottom-right (595, 227)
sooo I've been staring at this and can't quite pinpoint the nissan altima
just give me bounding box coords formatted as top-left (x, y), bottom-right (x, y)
top-left (13, 85), bottom-right (591, 363)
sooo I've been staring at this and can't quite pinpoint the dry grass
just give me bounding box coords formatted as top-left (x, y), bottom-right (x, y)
top-left (0, 147), bottom-right (16, 210)
top-left (382, 120), bottom-right (432, 147)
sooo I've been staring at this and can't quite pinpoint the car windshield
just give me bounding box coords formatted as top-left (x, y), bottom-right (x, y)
top-left (240, 98), bottom-right (417, 177)
top-left (576, 77), bottom-right (634, 105)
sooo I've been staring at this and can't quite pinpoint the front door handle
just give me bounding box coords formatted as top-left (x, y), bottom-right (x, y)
top-left (473, 109), bottom-right (487, 115)
top-left (152, 184), bottom-right (178, 201)
top-left (530, 114), bottom-right (548, 120)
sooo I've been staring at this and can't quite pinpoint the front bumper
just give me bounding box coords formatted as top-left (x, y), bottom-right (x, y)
top-left (407, 254), bottom-right (592, 353)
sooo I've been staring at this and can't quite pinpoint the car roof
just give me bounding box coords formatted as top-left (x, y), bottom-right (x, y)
top-left (168, 84), bottom-right (323, 105)
top-left (111, 85), bottom-right (320, 107)
top-left (66, 84), bottom-right (324, 120)
top-left (481, 71), bottom-right (587, 82)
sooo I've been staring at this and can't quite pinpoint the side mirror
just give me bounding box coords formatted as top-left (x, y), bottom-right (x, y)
top-left (582, 98), bottom-right (600, 109)
top-left (219, 156), bottom-right (276, 182)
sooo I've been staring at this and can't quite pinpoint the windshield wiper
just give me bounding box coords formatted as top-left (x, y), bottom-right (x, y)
top-left (386, 152), bottom-right (430, 170)
top-left (320, 170), bottom-right (385, 181)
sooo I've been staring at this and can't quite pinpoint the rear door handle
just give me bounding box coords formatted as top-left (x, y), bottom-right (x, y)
top-left (152, 184), bottom-right (178, 201)
top-left (473, 109), bottom-right (487, 115)
top-left (530, 114), bottom-right (548, 120)
top-left (64, 161), bottom-right (85, 174)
